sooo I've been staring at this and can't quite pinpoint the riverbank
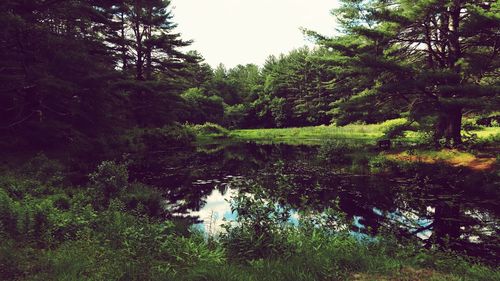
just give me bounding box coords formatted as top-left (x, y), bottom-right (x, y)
top-left (2, 122), bottom-right (499, 280)
top-left (229, 124), bottom-right (500, 146)
top-left (1, 169), bottom-right (498, 281)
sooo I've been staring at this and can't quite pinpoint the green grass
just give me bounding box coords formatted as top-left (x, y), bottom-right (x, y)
top-left (1, 152), bottom-right (499, 281)
top-left (472, 126), bottom-right (500, 139)
top-left (230, 124), bottom-right (385, 145)
top-left (230, 122), bottom-right (500, 146)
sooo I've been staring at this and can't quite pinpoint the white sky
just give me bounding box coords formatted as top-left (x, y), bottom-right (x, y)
top-left (171, 0), bottom-right (339, 68)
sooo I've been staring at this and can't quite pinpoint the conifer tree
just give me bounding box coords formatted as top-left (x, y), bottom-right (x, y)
top-left (108, 0), bottom-right (194, 81)
top-left (312, 0), bottom-right (499, 145)
top-left (0, 0), bottom-right (125, 147)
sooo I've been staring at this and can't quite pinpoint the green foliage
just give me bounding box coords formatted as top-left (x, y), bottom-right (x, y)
top-left (181, 88), bottom-right (225, 124)
top-left (0, 0), bottom-right (199, 152)
top-left (224, 103), bottom-right (249, 129)
top-left (20, 153), bottom-right (66, 186)
top-left (317, 140), bottom-right (353, 164)
top-left (140, 125), bottom-right (195, 149)
top-left (462, 118), bottom-right (482, 131)
top-left (0, 188), bottom-right (17, 236)
top-left (122, 183), bottom-right (165, 218)
top-left (368, 155), bottom-right (396, 173)
top-left (253, 48), bottom-right (336, 127)
top-left (121, 125), bottom-right (195, 152)
top-left (1, 162), bottom-right (499, 280)
top-left (379, 118), bottom-right (413, 139)
top-left (187, 122), bottom-right (230, 139)
top-left (221, 183), bottom-right (294, 261)
top-left (311, 0), bottom-right (500, 144)
top-left (89, 161), bottom-right (128, 207)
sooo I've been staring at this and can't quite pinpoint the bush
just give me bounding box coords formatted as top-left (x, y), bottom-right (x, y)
top-left (0, 189), bottom-right (17, 236)
top-left (52, 194), bottom-right (71, 210)
top-left (122, 183), bottom-right (165, 217)
top-left (21, 153), bottom-right (65, 185)
top-left (121, 124), bottom-right (195, 152)
top-left (462, 119), bottom-right (482, 131)
top-left (317, 140), bottom-right (352, 164)
top-left (187, 122), bottom-right (229, 138)
top-left (379, 118), bottom-right (415, 139)
top-left (220, 183), bottom-right (295, 261)
top-left (141, 125), bottom-right (195, 149)
top-left (89, 161), bottom-right (128, 207)
top-left (368, 155), bottom-right (394, 173)
top-left (0, 240), bottom-right (25, 279)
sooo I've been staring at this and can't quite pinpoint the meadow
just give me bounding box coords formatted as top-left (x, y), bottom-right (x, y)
top-left (229, 121), bottom-right (500, 146)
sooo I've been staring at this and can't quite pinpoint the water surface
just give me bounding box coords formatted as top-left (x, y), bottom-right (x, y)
top-left (128, 141), bottom-right (499, 261)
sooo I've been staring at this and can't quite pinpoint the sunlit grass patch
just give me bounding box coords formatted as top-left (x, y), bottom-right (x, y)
top-left (386, 149), bottom-right (496, 171)
top-left (229, 119), bottom-right (499, 146)
top-left (230, 124), bottom-right (385, 145)
top-left (472, 126), bottom-right (500, 139)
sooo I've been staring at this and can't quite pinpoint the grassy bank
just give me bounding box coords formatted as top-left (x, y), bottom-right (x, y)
top-left (230, 123), bottom-right (385, 145)
top-left (385, 149), bottom-right (498, 171)
top-left (1, 156), bottom-right (499, 281)
top-left (228, 122), bottom-right (500, 146)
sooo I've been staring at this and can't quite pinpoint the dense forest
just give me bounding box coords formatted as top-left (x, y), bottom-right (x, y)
top-left (1, 0), bottom-right (499, 280)
top-left (2, 0), bottom-right (498, 150)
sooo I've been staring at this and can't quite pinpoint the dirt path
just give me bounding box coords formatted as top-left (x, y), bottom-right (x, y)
top-left (352, 267), bottom-right (459, 281)
top-left (386, 150), bottom-right (497, 171)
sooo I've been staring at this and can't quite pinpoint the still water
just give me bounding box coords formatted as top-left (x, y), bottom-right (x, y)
top-left (127, 141), bottom-right (499, 262)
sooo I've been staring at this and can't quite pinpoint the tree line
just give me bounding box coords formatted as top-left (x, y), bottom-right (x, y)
top-left (0, 0), bottom-right (201, 150)
top-left (1, 0), bottom-right (498, 150)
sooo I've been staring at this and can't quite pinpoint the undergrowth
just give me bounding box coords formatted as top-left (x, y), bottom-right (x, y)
top-left (0, 154), bottom-right (498, 281)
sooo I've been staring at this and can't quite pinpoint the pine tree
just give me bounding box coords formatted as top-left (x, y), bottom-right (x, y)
top-left (102, 0), bottom-right (197, 126)
top-left (312, 0), bottom-right (500, 145)
top-left (0, 0), bottom-right (125, 148)
top-left (107, 0), bottom-right (194, 81)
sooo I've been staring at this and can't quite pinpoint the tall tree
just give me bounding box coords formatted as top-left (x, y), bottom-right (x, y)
top-left (110, 0), bottom-right (194, 81)
top-left (0, 0), bottom-right (125, 148)
top-left (311, 0), bottom-right (500, 145)
top-left (254, 48), bottom-right (336, 127)
top-left (102, 0), bottom-right (197, 126)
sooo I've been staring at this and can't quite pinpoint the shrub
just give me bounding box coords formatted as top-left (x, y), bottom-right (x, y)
top-left (317, 140), bottom-right (352, 164)
top-left (187, 122), bottom-right (229, 138)
top-left (122, 183), bottom-right (165, 217)
top-left (89, 161), bottom-right (128, 207)
top-left (21, 153), bottom-right (65, 185)
top-left (52, 194), bottom-right (71, 210)
top-left (0, 189), bottom-right (17, 236)
top-left (0, 240), bottom-right (24, 279)
top-left (141, 125), bottom-right (195, 149)
top-left (462, 119), bottom-right (482, 131)
top-left (121, 124), bottom-right (195, 152)
top-left (379, 118), bottom-right (415, 139)
top-left (220, 183), bottom-right (295, 261)
top-left (368, 155), bottom-right (394, 173)
top-left (159, 231), bottom-right (226, 269)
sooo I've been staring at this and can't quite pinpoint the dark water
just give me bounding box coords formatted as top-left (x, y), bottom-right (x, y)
top-left (127, 141), bottom-right (499, 262)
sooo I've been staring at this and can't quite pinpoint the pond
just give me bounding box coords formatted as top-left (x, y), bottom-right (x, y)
top-left (127, 141), bottom-right (499, 262)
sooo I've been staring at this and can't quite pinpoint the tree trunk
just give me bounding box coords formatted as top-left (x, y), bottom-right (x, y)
top-left (435, 106), bottom-right (462, 147)
top-left (144, 5), bottom-right (153, 80)
top-left (432, 200), bottom-right (461, 249)
top-left (133, 0), bottom-right (144, 81)
top-left (120, 12), bottom-right (128, 71)
top-left (135, 37), bottom-right (143, 80)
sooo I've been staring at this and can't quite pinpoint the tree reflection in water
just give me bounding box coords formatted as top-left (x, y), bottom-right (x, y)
top-left (127, 142), bottom-right (499, 262)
